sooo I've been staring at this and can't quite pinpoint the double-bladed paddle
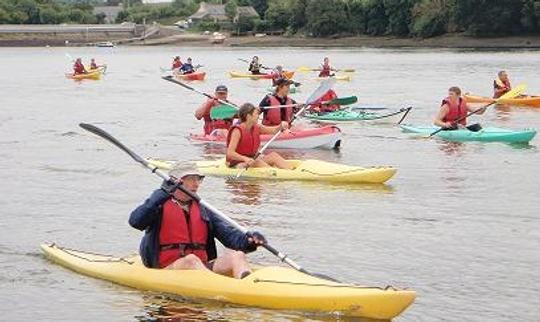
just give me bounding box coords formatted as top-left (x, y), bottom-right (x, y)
top-left (238, 58), bottom-right (272, 70)
top-left (297, 66), bottom-right (355, 73)
top-left (78, 122), bottom-right (338, 282)
top-left (162, 76), bottom-right (239, 110)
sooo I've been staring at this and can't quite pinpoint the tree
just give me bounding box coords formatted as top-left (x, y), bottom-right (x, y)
top-left (363, 0), bottom-right (388, 35)
top-left (410, 0), bottom-right (449, 38)
top-left (250, 0), bottom-right (267, 17)
top-left (346, 0), bottom-right (367, 34)
top-left (383, 0), bottom-right (419, 35)
top-left (306, 0), bottom-right (348, 37)
top-left (265, 0), bottom-right (291, 30)
top-left (288, 0), bottom-right (308, 32)
top-left (225, 0), bottom-right (238, 21)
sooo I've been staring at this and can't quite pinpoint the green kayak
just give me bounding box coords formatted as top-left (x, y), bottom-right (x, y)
top-left (400, 124), bottom-right (536, 143)
top-left (304, 107), bottom-right (411, 123)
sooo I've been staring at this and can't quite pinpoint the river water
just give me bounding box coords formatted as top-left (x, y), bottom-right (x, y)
top-left (0, 46), bottom-right (539, 321)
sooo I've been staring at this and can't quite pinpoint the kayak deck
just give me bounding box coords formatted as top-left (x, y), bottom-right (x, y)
top-left (401, 124), bottom-right (537, 143)
top-left (304, 108), bottom-right (411, 123)
top-left (41, 243), bottom-right (415, 319)
top-left (464, 94), bottom-right (540, 108)
top-left (148, 158), bottom-right (396, 184)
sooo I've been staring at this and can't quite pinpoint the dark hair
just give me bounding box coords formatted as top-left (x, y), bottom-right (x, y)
top-left (238, 103), bottom-right (258, 122)
top-left (498, 70), bottom-right (506, 77)
top-left (448, 86), bottom-right (461, 95)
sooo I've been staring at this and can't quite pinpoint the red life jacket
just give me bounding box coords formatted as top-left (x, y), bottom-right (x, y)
top-left (313, 90), bottom-right (339, 112)
top-left (262, 95), bottom-right (293, 126)
top-left (172, 60), bottom-right (182, 69)
top-left (226, 123), bottom-right (261, 166)
top-left (493, 78), bottom-right (511, 98)
top-left (200, 99), bottom-right (233, 135)
top-left (73, 62), bottom-right (85, 74)
top-left (159, 199), bottom-right (208, 268)
top-left (442, 97), bottom-right (468, 126)
top-left (319, 64), bottom-right (331, 77)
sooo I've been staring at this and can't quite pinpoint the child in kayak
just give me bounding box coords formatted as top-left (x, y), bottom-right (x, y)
top-left (179, 57), bottom-right (196, 74)
top-left (73, 58), bottom-right (87, 75)
top-left (434, 86), bottom-right (486, 131)
top-left (259, 78), bottom-right (298, 126)
top-left (195, 85), bottom-right (234, 136)
top-left (319, 57), bottom-right (335, 77)
top-left (248, 56), bottom-right (262, 75)
top-left (129, 164), bottom-right (266, 278)
top-left (226, 103), bottom-right (294, 170)
top-left (493, 71), bottom-right (512, 98)
top-left (172, 56), bottom-right (182, 70)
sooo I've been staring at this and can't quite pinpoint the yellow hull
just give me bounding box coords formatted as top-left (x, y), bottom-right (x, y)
top-left (314, 74), bottom-right (352, 81)
top-left (148, 158), bottom-right (397, 184)
top-left (66, 69), bottom-right (101, 80)
top-left (229, 71), bottom-right (294, 79)
top-left (464, 93), bottom-right (540, 108)
top-left (41, 243), bottom-right (415, 319)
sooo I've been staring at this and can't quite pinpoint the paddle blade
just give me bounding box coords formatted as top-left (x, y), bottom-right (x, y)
top-left (499, 83), bottom-right (526, 100)
top-left (306, 78), bottom-right (336, 105)
top-left (326, 96), bottom-right (358, 106)
top-left (341, 68), bottom-right (356, 73)
top-left (210, 104), bottom-right (238, 120)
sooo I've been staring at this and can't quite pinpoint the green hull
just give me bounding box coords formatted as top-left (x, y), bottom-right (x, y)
top-left (400, 125), bottom-right (536, 143)
top-left (304, 108), bottom-right (409, 123)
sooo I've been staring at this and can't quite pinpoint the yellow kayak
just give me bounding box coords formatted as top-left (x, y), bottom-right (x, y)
top-left (41, 243), bottom-right (415, 319)
top-left (65, 69), bottom-right (101, 80)
top-left (148, 158), bottom-right (396, 184)
top-left (314, 74), bottom-right (352, 82)
top-left (464, 93), bottom-right (540, 108)
top-left (229, 70), bottom-right (294, 80)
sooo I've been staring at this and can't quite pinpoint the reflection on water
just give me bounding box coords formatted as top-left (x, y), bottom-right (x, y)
top-left (225, 180), bottom-right (264, 205)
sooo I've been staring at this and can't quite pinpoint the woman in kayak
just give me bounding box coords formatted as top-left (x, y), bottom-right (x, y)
top-left (73, 58), bottom-right (87, 75)
top-left (179, 57), bottom-right (196, 74)
top-left (195, 85), bottom-right (234, 135)
top-left (227, 103), bottom-right (294, 170)
top-left (259, 78), bottom-right (298, 126)
top-left (129, 164), bottom-right (266, 278)
top-left (434, 86), bottom-right (486, 130)
top-left (248, 56), bottom-right (262, 75)
top-left (319, 57), bottom-right (335, 77)
top-left (493, 71), bottom-right (512, 98)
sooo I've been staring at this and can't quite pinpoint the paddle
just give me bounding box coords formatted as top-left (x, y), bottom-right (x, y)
top-left (162, 76), bottom-right (239, 110)
top-left (79, 122), bottom-right (337, 281)
top-left (261, 96), bottom-right (358, 111)
top-left (235, 78), bottom-right (337, 179)
top-left (297, 66), bottom-right (355, 73)
top-left (210, 104), bottom-right (238, 120)
top-left (428, 84), bottom-right (526, 138)
top-left (238, 58), bottom-right (271, 70)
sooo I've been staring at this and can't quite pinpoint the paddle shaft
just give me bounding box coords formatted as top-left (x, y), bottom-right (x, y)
top-left (262, 96), bottom-right (357, 110)
top-left (162, 76), bottom-right (239, 109)
top-left (429, 101), bottom-right (494, 137)
top-left (238, 58), bottom-right (271, 70)
top-left (79, 123), bottom-right (309, 273)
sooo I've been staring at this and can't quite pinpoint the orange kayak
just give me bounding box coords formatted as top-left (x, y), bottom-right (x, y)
top-left (174, 71), bottom-right (206, 81)
top-left (464, 94), bottom-right (540, 108)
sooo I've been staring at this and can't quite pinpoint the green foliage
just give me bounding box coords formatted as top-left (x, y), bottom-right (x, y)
top-left (363, 0), bottom-right (388, 35)
top-left (265, 0), bottom-right (291, 30)
top-left (305, 0), bottom-right (347, 37)
top-left (225, 0), bottom-right (238, 20)
top-left (346, 0), bottom-right (367, 34)
top-left (410, 0), bottom-right (449, 38)
top-left (383, 0), bottom-right (418, 35)
top-left (250, 0), bottom-right (268, 17)
top-left (288, 0), bottom-right (307, 32)
top-left (0, 0), bottom-right (97, 24)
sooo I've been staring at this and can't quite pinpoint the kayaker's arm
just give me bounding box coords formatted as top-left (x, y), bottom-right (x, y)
top-left (259, 122), bottom-right (288, 135)
top-left (433, 104), bottom-right (453, 128)
top-left (195, 99), bottom-right (214, 120)
top-left (205, 206), bottom-right (262, 253)
top-left (226, 128), bottom-right (254, 164)
top-left (467, 103), bottom-right (486, 115)
top-left (128, 189), bottom-right (169, 230)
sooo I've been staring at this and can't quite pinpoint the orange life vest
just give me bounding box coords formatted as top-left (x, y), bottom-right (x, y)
top-left (200, 99), bottom-right (233, 135)
top-left (262, 95), bottom-right (293, 126)
top-left (442, 97), bottom-right (468, 126)
top-left (226, 123), bottom-right (261, 166)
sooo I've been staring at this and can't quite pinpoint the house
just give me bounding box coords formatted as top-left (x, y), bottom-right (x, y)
top-left (189, 2), bottom-right (259, 24)
top-left (93, 5), bottom-right (123, 24)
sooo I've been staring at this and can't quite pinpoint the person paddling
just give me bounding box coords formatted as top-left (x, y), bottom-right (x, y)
top-left (310, 89), bottom-right (340, 113)
top-left (271, 65), bottom-right (286, 86)
top-left (248, 56), bottom-right (262, 75)
top-left (89, 58), bottom-right (99, 70)
top-left (73, 58), bottom-right (87, 75)
top-left (172, 56), bottom-right (182, 70)
top-left (434, 86), bottom-right (486, 131)
top-left (259, 78), bottom-right (298, 126)
top-left (129, 164), bottom-right (266, 278)
top-left (195, 85), bottom-right (234, 136)
top-left (179, 57), bottom-right (196, 75)
top-left (226, 103), bottom-right (294, 170)
top-left (318, 57), bottom-right (335, 77)
top-left (494, 71), bottom-right (512, 98)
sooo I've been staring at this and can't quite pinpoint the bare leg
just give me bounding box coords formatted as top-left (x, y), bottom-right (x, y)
top-left (262, 152), bottom-right (294, 169)
top-left (165, 254), bottom-right (210, 271)
top-left (211, 250), bottom-right (251, 279)
top-left (234, 159), bottom-right (271, 169)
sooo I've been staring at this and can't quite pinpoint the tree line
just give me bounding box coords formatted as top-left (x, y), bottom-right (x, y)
top-left (2, 0), bottom-right (540, 39)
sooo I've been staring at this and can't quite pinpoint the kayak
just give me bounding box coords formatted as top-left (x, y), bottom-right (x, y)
top-left (174, 71), bottom-right (206, 81)
top-left (65, 69), bottom-right (101, 80)
top-left (41, 243), bottom-right (415, 319)
top-left (314, 75), bottom-right (351, 82)
top-left (229, 71), bottom-right (294, 80)
top-left (400, 124), bottom-right (536, 143)
top-left (148, 159), bottom-right (397, 184)
top-left (189, 126), bottom-right (342, 149)
top-left (464, 93), bottom-right (540, 108)
top-left (267, 85), bottom-right (299, 94)
top-left (304, 107), bottom-right (411, 123)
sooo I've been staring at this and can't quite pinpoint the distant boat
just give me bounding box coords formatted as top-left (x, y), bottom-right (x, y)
top-left (96, 41), bottom-right (114, 48)
top-left (210, 33), bottom-right (226, 44)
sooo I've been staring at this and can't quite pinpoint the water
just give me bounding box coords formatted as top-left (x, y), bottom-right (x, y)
top-left (1, 46), bottom-right (539, 321)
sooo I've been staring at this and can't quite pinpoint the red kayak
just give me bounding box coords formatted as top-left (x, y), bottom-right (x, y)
top-left (189, 126), bottom-right (342, 149)
top-left (175, 71), bottom-right (206, 81)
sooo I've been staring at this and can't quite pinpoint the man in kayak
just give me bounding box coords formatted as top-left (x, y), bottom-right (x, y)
top-left (248, 56), bottom-right (262, 75)
top-left (434, 86), bottom-right (486, 131)
top-left (73, 58), bottom-right (87, 75)
top-left (310, 89), bottom-right (340, 113)
top-left (172, 56), bottom-right (182, 70)
top-left (318, 57), bottom-right (335, 77)
top-left (179, 57), bottom-right (196, 74)
top-left (129, 164), bottom-right (267, 278)
top-left (493, 71), bottom-right (511, 98)
top-left (270, 65), bottom-right (286, 86)
top-left (195, 85), bottom-right (234, 135)
top-left (227, 103), bottom-right (294, 169)
top-left (259, 78), bottom-right (298, 126)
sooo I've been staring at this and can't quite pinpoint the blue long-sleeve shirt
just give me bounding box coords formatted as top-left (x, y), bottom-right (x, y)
top-left (129, 189), bottom-right (256, 268)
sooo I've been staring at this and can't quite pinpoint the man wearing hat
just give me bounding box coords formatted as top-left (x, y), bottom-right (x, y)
top-left (259, 78), bottom-right (298, 127)
top-left (195, 85), bottom-right (234, 135)
top-left (129, 163), bottom-right (266, 278)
